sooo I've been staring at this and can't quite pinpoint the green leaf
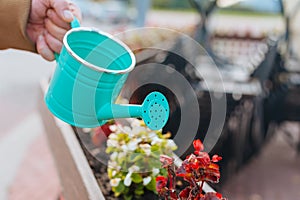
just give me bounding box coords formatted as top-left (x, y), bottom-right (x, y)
top-left (129, 154), bottom-right (144, 162)
top-left (118, 155), bottom-right (126, 164)
top-left (151, 144), bottom-right (159, 152)
top-left (134, 188), bottom-right (145, 196)
top-left (136, 159), bottom-right (145, 168)
top-left (123, 194), bottom-right (133, 200)
top-left (136, 183), bottom-right (144, 190)
top-left (150, 151), bottom-right (161, 158)
top-left (114, 181), bottom-right (125, 194)
top-left (111, 187), bottom-right (121, 197)
top-left (131, 173), bottom-right (143, 183)
top-left (145, 176), bottom-right (156, 192)
top-left (124, 187), bottom-right (130, 194)
top-left (148, 158), bottom-right (162, 168)
top-left (160, 168), bottom-right (168, 177)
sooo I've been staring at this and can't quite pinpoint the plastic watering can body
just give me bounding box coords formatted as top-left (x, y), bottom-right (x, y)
top-left (45, 20), bottom-right (169, 130)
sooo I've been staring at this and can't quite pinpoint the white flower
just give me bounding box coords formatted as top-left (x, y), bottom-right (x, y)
top-left (109, 124), bottom-right (117, 132)
top-left (123, 126), bottom-right (132, 133)
top-left (108, 161), bottom-right (118, 169)
top-left (108, 133), bottom-right (118, 140)
top-left (110, 178), bottom-right (121, 187)
top-left (143, 176), bottom-right (152, 186)
top-left (124, 172), bottom-right (132, 186)
top-left (110, 152), bottom-right (118, 161)
top-left (152, 168), bottom-right (160, 176)
top-left (139, 143), bottom-right (151, 156)
top-left (141, 135), bottom-right (147, 141)
top-left (151, 136), bottom-right (162, 145)
top-left (136, 138), bottom-right (143, 143)
top-left (130, 119), bottom-right (142, 127)
top-left (148, 132), bottom-right (157, 139)
top-left (127, 140), bottom-right (139, 151)
top-left (112, 170), bottom-right (117, 177)
top-left (108, 162), bottom-right (121, 171)
top-left (107, 139), bottom-right (119, 147)
top-left (128, 165), bottom-right (140, 173)
top-left (132, 126), bottom-right (148, 135)
top-left (121, 144), bottom-right (129, 152)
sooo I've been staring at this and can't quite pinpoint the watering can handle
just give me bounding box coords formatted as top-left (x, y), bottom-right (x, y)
top-left (54, 17), bottom-right (81, 60)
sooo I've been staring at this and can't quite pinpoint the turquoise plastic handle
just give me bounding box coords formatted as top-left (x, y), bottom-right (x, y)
top-left (70, 17), bottom-right (81, 28)
top-left (54, 17), bottom-right (80, 60)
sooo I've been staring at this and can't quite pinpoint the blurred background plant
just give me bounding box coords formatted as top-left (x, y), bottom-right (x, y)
top-left (72, 0), bottom-right (195, 27)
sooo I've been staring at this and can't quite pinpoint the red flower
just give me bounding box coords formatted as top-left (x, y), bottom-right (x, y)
top-left (216, 193), bottom-right (223, 199)
top-left (193, 139), bottom-right (204, 155)
top-left (187, 154), bottom-right (200, 170)
top-left (156, 176), bottom-right (168, 196)
top-left (212, 155), bottom-right (222, 163)
top-left (196, 152), bottom-right (211, 166)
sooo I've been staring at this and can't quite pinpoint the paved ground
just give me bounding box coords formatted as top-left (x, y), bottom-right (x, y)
top-left (0, 9), bottom-right (300, 200)
top-left (221, 129), bottom-right (300, 200)
top-left (0, 50), bottom-right (58, 200)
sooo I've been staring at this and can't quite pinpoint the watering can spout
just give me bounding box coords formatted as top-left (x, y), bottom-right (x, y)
top-left (97, 104), bottom-right (142, 120)
top-left (97, 92), bottom-right (170, 130)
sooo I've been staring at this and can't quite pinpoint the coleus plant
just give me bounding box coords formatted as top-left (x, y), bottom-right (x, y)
top-left (105, 118), bottom-right (178, 200)
top-left (156, 139), bottom-right (227, 200)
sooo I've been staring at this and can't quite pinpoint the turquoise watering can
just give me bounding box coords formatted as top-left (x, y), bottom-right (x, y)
top-left (45, 19), bottom-right (169, 130)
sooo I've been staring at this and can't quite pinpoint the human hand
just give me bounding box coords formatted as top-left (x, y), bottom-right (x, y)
top-left (26, 0), bottom-right (82, 61)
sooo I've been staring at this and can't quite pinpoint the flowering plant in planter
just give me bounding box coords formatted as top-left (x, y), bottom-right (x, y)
top-left (105, 118), bottom-right (178, 200)
top-left (156, 139), bottom-right (227, 200)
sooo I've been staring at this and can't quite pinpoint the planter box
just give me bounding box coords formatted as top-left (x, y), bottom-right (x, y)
top-left (38, 79), bottom-right (216, 200)
top-left (38, 79), bottom-right (105, 200)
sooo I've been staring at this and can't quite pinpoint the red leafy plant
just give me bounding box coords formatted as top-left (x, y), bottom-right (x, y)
top-left (156, 139), bottom-right (227, 200)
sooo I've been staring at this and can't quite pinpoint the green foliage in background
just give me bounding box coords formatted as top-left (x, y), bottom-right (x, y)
top-left (152, 0), bottom-right (192, 10)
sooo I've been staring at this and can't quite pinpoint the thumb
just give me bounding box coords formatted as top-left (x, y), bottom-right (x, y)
top-left (50, 0), bottom-right (74, 22)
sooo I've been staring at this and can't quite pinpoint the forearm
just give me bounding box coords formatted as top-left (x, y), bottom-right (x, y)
top-left (0, 0), bottom-right (35, 51)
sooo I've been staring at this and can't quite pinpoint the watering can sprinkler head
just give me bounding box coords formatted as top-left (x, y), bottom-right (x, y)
top-left (140, 92), bottom-right (169, 130)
